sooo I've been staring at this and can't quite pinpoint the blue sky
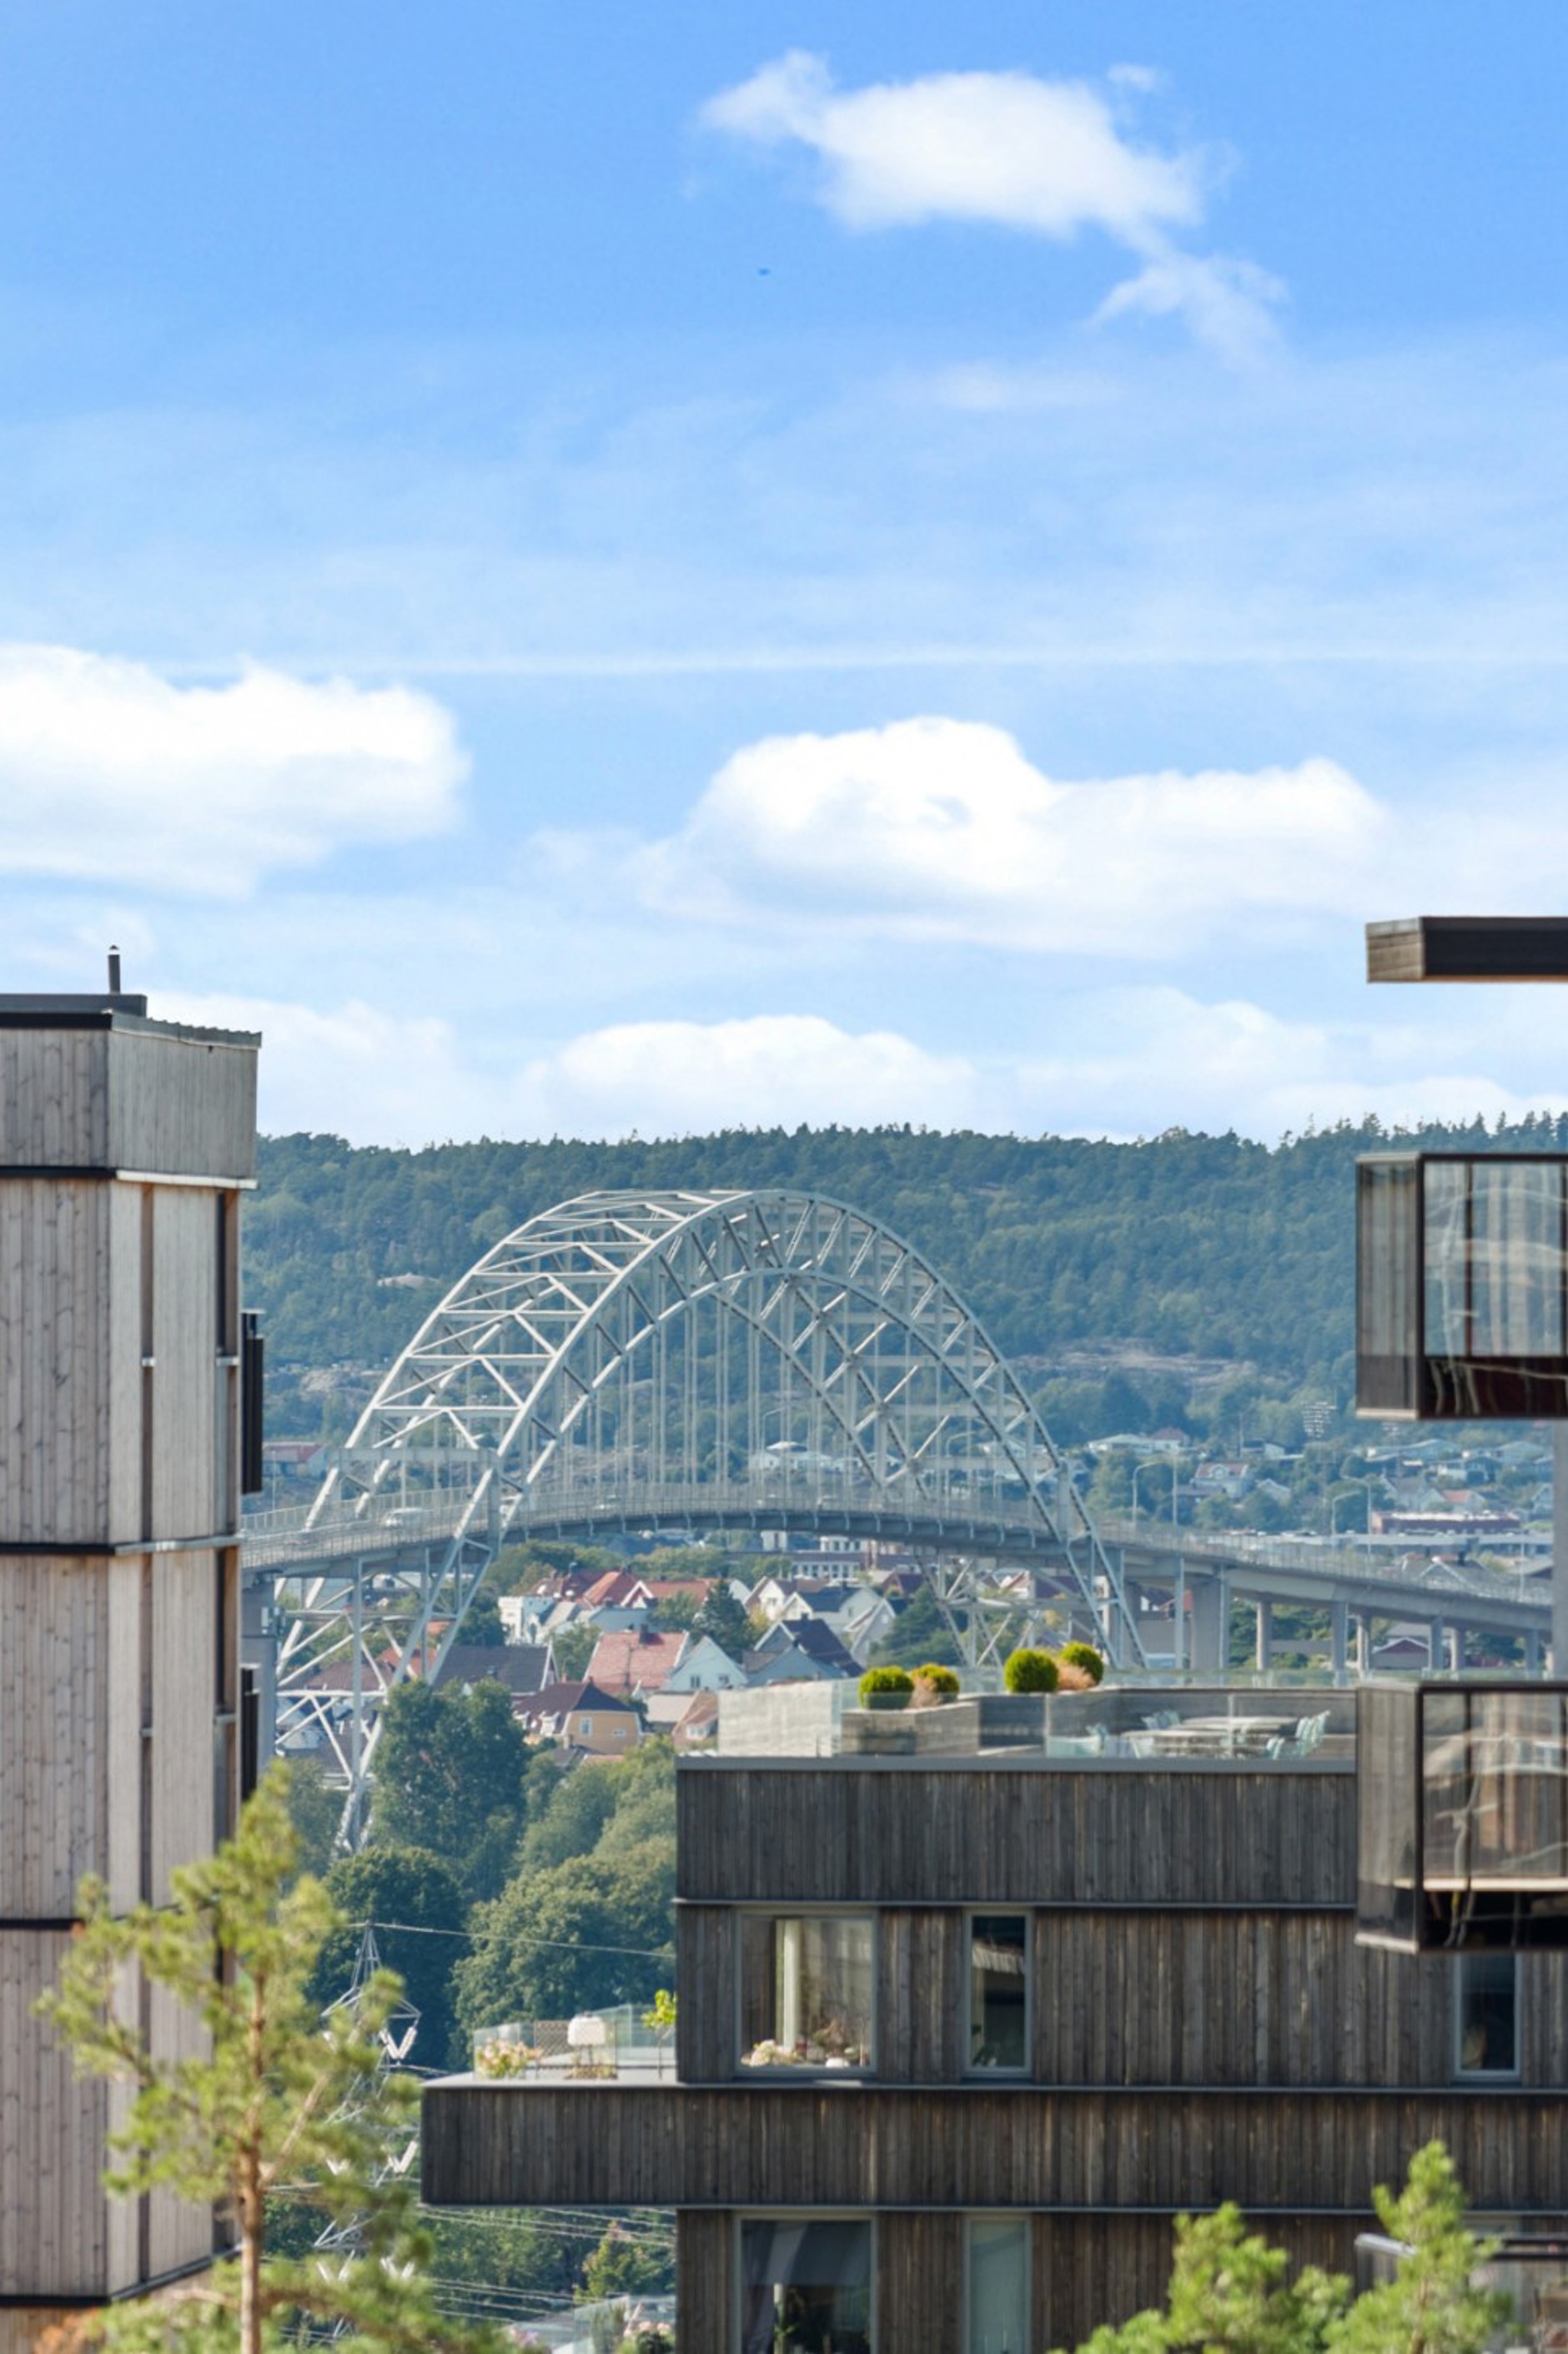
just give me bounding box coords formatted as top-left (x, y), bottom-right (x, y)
top-left (5, 0), bottom-right (1568, 1142)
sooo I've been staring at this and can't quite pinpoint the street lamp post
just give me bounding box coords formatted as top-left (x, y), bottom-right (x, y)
top-left (1329, 1486), bottom-right (1369, 1547)
top-left (1132, 1455), bottom-right (1180, 1527)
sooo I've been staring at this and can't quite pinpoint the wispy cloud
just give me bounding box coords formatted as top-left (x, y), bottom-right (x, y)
top-left (701, 53), bottom-right (1281, 360)
top-left (0, 645), bottom-right (465, 894)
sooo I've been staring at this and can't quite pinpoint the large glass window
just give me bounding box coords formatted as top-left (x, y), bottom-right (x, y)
top-left (740, 1916), bottom-right (874, 2070)
top-left (968, 1915), bottom-right (1029, 2072)
top-left (1455, 1954), bottom-right (1520, 2078)
top-left (740, 2217), bottom-right (872, 2353)
top-left (967, 2217), bottom-right (1029, 2353)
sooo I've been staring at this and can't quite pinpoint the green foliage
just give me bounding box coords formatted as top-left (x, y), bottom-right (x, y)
top-left (420, 2208), bottom-right (584, 2306)
top-left (372, 1677), bottom-right (534, 1902)
top-left (1326, 2142), bottom-right (1507, 2354)
top-left (460, 1592), bottom-right (507, 1647)
top-left (867, 1581), bottom-right (964, 1669)
top-left (38, 1768), bottom-right (500, 2354)
top-left (552, 1621), bottom-right (600, 1682)
top-left (648, 1586), bottom-right (702, 1632)
top-left (490, 1539), bottom-right (623, 1593)
top-left (691, 1578), bottom-right (751, 1658)
top-left (1060, 2145), bottom-right (1503, 2354)
top-left (580, 2216), bottom-right (676, 2302)
top-left (858, 1664), bottom-right (913, 1704)
top-left (1058, 1642), bottom-right (1105, 1685)
top-left (455, 1745), bottom-right (677, 2036)
top-left (311, 1843), bottom-right (465, 2070)
top-left (282, 1758), bottom-right (342, 1882)
top-left (643, 1987), bottom-right (677, 2036)
top-left (912, 1662), bottom-right (961, 1697)
top-left (1004, 1647), bottom-right (1059, 1693)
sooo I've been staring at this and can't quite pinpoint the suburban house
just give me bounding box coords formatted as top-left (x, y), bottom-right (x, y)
top-left (750, 1617), bottom-right (860, 1681)
top-left (513, 1678), bottom-right (641, 1758)
top-left (662, 1635), bottom-right (747, 1693)
top-left (586, 1626), bottom-right (689, 1697)
top-left (431, 1641), bottom-right (556, 1698)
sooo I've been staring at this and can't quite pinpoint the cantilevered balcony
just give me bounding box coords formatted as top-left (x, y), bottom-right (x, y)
top-left (1357, 1152), bottom-right (1568, 1419)
top-left (1358, 1682), bottom-right (1568, 1953)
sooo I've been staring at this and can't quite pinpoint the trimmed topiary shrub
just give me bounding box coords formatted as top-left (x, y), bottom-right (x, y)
top-left (910, 1662), bottom-right (961, 1707)
top-left (859, 1664), bottom-right (915, 1709)
top-left (1058, 1641), bottom-right (1106, 1685)
top-left (1003, 1647), bottom-right (1058, 1694)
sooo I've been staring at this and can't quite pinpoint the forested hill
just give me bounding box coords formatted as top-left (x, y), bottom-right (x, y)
top-left (248, 1115), bottom-right (1568, 1441)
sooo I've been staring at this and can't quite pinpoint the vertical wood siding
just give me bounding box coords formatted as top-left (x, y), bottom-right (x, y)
top-left (675, 2211), bottom-right (731, 2354)
top-left (677, 1765), bottom-right (1354, 1908)
top-left (0, 1015), bottom-right (254, 2324)
top-left (877, 2211), bottom-right (962, 2348)
top-left (0, 1931), bottom-right (108, 2296)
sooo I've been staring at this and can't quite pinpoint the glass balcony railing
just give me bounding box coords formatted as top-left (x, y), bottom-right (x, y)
top-left (1358, 1152), bottom-right (1568, 1418)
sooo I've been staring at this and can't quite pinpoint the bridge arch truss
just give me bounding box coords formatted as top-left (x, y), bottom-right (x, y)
top-left (271, 1189), bottom-right (1143, 1804)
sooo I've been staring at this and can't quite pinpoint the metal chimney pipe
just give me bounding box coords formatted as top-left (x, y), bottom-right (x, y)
top-left (107, 944), bottom-right (121, 994)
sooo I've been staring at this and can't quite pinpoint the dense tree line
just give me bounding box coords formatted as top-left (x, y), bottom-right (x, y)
top-left (247, 1115), bottom-right (1568, 1436)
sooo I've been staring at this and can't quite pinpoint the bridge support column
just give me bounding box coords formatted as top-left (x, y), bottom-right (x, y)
top-left (1526, 1627), bottom-right (1544, 1677)
top-left (1254, 1600), bottom-right (1274, 1672)
top-left (1330, 1600), bottom-right (1349, 1682)
top-left (1428, 1618), bottom-right (1448, 1672)
top-left (1190, 1576), bottom-right (1229, 1672)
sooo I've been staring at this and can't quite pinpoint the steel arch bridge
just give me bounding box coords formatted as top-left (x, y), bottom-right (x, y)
top-left (263, 1188), bottom-right (1141, 1814)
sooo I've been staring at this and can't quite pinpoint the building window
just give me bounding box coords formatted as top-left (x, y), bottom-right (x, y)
top-left (969, 1914), bottom-right (1029, 2072)
top-left (967, 2216), bottom-right (1029, 2353)
top-left (1455, 1953), bottom-right (1520, 2078)
top-left (580, 1717), bottom-right (593, 1737)
top-left (740, 1914), bottom-right (874, 2070)
top-left (740, 2216), bottom-right (872, 2354)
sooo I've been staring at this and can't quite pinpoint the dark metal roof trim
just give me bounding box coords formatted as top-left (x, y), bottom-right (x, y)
top-left (1368, 915), bottom-right (1568, 983)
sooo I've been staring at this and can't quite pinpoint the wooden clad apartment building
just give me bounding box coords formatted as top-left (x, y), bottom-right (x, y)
top-left (0, 993), bottom-right (259, 2351)
top-left (425, 1699), bottom-right (1568, 2352)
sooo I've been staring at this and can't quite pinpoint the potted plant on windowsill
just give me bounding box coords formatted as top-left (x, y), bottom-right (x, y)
top-left (858, 1664), bottom-right (914, 1711)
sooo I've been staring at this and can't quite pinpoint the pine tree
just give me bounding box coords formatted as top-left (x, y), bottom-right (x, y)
top-left (38, 1766), bottom-right (502, 2354)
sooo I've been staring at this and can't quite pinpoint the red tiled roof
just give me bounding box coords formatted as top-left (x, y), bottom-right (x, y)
top-left (586, 1627), bottom-right (688, 1693)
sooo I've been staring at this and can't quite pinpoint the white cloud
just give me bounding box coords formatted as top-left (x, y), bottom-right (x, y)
top-left (157, 993), bottom-right (485, 1142)
top-left (1013, 987), bottom-right (1562, 1139)
top-left (701, 53), bottom-right (1279, 359)
top-left (1096, 251), bottom-right (1285, 369)
top-left (158, 995), bottom-right (977, 1144)
top-left (701, 52), bottom-right (1203, 240)
top-left (0, 645), bottom-right (465, 895)
top-left (631, 717), bottom-right (1387, 956)
top-left (516, 1014), bottom-right (977, 1136)
top-left (156, 980), bottom-right (1568, 1154)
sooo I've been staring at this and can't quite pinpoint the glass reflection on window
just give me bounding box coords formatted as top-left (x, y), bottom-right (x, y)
top-left (740, 2217), bottom-right (872, 2354)
top-left (741, 1916), bottom-right (874, 2070)
top-left (970, 1914), bottom-right (1028, 2071)
top-left (967, 2216), bottom-right (1028, 2352)
top-left (1456, 1953), bottom-right (1519, 2078)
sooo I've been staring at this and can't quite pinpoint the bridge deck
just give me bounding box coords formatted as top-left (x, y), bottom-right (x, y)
top-left (241, 1483), bottom-right (1550, 1633)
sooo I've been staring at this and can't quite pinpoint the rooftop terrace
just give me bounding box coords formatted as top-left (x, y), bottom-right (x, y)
top-left (708, 1678), bottom-right (1356, 1765)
